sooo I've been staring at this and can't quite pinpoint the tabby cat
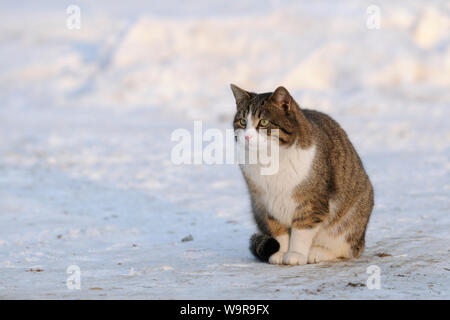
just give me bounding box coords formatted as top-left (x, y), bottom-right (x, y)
top-left (231, 84), bottom-right (374, 265)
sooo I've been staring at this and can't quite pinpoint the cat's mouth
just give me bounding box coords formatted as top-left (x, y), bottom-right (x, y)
top-left (240, 139), bottom-right (260, 151)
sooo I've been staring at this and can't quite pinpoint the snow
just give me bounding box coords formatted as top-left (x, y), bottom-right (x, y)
top-left (0, 0), bottom-right (449, 299)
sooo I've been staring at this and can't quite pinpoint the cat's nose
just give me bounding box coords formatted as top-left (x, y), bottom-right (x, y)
top-left (245, 135), bottom-right (251, 142)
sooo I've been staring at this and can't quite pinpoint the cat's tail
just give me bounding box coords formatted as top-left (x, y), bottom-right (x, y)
top-left (249, 233), bottom-right (280, 262)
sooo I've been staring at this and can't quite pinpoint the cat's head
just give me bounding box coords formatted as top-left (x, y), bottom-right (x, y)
top-left (231, 84), bottom-right (308, 150)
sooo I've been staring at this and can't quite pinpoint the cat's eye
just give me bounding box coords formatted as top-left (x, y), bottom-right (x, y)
top-left (239, 118), bottom-right (247, 127)
top-left (259, 119), bottom-right (269, 127)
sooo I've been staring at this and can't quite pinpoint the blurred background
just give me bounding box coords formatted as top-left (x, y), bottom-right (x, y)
top-left (0, 0), bottom-right (449, 299)
top-left (1, 1), bottom-right (449, 124)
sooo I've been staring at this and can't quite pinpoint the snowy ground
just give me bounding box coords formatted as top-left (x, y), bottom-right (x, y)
top-left (0, 1), bottom-right (449, 299)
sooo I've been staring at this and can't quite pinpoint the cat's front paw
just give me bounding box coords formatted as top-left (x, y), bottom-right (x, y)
top-left (268, 251), bottom-right (286, 265)
top-left (282, 252), bottom-right (308, 266)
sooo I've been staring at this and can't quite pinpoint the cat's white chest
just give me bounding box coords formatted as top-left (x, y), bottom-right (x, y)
top-left (242, 144), bottom-right (316, 226)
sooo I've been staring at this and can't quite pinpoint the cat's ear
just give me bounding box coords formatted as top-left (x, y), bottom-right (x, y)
top-left (269, 86), bottom-right (293, 112)
top-left (230, 84), bottom-right (251, 105)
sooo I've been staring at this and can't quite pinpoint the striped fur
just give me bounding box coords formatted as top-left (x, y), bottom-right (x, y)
top-left (231, 84), bottom-right (374, 265)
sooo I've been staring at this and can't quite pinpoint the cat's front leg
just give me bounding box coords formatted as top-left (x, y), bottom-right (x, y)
top-left (283, 227), bottom-right (319, 265)
top-left (268, 234), bottom-right (289, 264)
top-left (265, 215), bottom-right (289, 265)
top-left (283, 197), bottom-right (328, 265)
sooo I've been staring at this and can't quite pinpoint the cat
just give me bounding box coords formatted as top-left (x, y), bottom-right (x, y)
top-left (231, 84), bottom-right (374, 265)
